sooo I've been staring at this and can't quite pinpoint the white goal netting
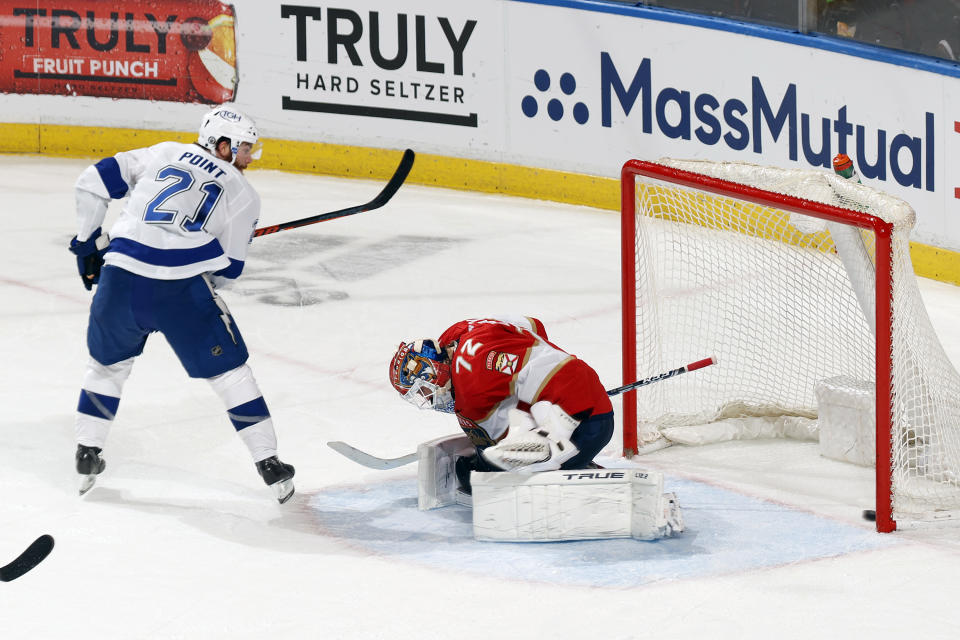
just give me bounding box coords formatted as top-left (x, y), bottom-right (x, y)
top-left (622, 158), bottom-right (960, 528)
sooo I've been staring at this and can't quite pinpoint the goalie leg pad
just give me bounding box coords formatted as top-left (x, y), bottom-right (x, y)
top-left (417, 433), bottom-right (476, 510)
top-left (471, 469), bottom-right (683, 541)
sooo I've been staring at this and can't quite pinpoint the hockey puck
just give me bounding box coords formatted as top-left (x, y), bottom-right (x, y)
top-left (862, 509), bottom-right (876, 522)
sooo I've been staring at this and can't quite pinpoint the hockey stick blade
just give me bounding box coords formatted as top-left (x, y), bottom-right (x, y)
top-left (607, 356), bottom-right (716, 397)
top-left (0, 534), bottom-right (54, 582)
top-left (327, 441), bottom-right (417, 470)
top-left (254, 148), bottom-right (416, 237)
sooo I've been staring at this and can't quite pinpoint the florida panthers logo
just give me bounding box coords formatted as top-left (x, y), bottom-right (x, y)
top-left (485, 351), bottom-right (518, 375)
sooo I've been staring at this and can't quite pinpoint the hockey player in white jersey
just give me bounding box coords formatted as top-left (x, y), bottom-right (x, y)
top-left (67, 104), bottom-right (296, 503)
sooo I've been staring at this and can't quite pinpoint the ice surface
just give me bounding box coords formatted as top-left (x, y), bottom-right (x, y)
top-left (1, 156), bottom-right (958, 639)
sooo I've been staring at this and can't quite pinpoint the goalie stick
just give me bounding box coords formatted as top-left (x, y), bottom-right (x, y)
top-left (326, 441), bottom-right (418, 470)
top-left (253, 148), bottom-right (415, 237)
top-left (328, 356), bottom-right (716, 470)
top-left (0, 534), bottom-right (54, 582)
top-left (605, 356), bottom-right (716, 397)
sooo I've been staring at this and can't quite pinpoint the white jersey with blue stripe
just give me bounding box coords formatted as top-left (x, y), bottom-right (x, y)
top-left (74, 141), bottom-right (260, 281)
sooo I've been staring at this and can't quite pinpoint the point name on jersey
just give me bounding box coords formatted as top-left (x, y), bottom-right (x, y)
top-left (178, 152), bottom-right (227, 179)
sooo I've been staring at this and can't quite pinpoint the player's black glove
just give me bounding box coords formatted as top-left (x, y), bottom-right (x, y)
top-left (68, 227), bottom-right (109, 291)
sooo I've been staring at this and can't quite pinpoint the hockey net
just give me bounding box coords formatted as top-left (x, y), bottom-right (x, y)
top-left (621, 158), bottom-right (960, 532)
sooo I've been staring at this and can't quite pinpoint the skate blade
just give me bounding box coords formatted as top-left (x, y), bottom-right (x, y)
top-left (78, 474), bottom-right (98, 496)
top-left (272, 478), bottom-right (295, 504)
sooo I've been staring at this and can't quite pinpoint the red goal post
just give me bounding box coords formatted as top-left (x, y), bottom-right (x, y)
top-left (619, 158), bottom-right (960, 533)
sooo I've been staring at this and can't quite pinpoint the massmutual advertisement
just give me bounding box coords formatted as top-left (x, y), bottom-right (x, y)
top-left (502, 2), bottom-right (947, 236)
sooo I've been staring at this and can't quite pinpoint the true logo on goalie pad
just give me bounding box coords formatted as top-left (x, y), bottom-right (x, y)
top-left (561, 471), bottom-right (626, 480)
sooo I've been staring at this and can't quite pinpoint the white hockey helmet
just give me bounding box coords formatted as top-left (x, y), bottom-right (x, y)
top-left (197, 104), bottom-right (261, 160)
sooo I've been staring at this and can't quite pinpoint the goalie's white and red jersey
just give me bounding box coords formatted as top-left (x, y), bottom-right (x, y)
top-left (437, 317), bottom-right (612, 447)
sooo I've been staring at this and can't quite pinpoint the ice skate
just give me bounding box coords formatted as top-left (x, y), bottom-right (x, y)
top-left (256, 456), bottom-right (295, 504)
top-left (76, 444), bottom-right (105, 496)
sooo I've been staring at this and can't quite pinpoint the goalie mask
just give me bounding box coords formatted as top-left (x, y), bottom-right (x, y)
top-left (389, 339), bottom-right (455, 413)
top-left (197, 104), bottom-right (262, 162)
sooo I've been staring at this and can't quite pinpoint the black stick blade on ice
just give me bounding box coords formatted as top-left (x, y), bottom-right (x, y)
top-left (0, 534), bottom-right (54, 582)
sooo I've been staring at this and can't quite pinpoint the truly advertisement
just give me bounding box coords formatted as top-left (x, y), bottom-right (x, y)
top-left (278, 3), bottom-right (482, 128)
top-left (0, 0), bottom-right (238, 103)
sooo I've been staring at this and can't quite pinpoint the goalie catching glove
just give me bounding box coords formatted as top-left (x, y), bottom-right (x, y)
top-left (69, 227), bottom-right (110, 290)
top-left (481, 401), bottom-right (580, 473)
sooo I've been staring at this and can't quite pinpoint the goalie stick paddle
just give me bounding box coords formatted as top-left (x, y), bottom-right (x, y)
top-left (328, 358), bottom-right (717, 470)
top-left (253, 148), bottom-right (415, 237)
top-left (606, 356), bottom-right (716, 397)
top-left (326, 441), bottom-right (418, 470)
top-left (0, 534), bottom-right (54, 582)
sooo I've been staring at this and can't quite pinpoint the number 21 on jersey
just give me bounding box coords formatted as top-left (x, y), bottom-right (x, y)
top-left (143, 165), bottom-right (223, 232)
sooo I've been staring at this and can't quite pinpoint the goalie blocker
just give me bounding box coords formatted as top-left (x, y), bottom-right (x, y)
top-left (417, 434), bottom-right (683, 542)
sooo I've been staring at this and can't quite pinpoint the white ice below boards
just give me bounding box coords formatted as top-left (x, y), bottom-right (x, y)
top-left (3, 156), bottom-right (960, 639)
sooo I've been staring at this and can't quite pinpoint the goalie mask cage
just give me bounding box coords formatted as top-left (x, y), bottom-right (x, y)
top-left (620, 158), bottom-right (960, 532)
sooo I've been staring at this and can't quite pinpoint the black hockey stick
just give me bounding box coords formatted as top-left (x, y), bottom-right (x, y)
top-left (0, 534), bottom-right (54, 582)
top-left (606, 356), bottom-right (716, 397)
top-left (253, 148), bottom-right (415, 237)
top-left (328, 357), bottom-right (717, 470)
